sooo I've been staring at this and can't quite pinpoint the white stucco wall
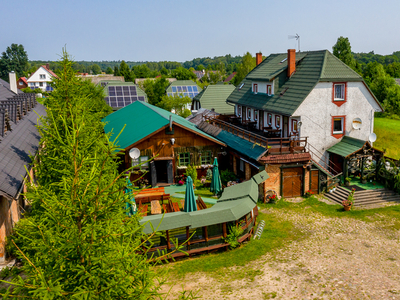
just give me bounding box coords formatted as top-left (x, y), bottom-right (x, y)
top-left (27, 67), bottom-right (54, 84)
top-left (252, 81), bottom-right (274, 95)
top-left (293, 81), bottom-right (382, 164)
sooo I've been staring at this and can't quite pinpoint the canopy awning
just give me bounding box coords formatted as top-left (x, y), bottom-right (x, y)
top-left (327, 136), bottom-right (383, 158)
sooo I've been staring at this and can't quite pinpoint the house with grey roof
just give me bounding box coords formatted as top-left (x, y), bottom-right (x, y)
top-left (197, 49), bottom-right (383, 199)
top-left (0, 72), bottom-right (46, 262)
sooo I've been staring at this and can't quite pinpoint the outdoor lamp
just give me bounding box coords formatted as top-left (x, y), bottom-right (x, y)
top-left (170, 138), bottom-right (175, 145)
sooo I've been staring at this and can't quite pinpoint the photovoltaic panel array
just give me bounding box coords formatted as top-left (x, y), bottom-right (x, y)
top-left (168, 85), bottom-right (199, 98)
top-left (105, 85), bottom-right (145, 108)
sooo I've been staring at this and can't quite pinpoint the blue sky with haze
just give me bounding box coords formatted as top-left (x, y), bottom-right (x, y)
top-left (1, 0), bottom-right (399, 62)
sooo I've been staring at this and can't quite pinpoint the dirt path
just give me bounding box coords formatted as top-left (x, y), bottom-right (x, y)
top-left (163, 207), bottom-right (400, 299)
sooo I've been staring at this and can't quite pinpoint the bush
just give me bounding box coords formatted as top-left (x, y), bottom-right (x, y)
top-left (224, 225), bottom-right (244, 249)
top-left (184, 165), bottom-right (198, 183)
top-left (220, 169), bottom-right (237, 185)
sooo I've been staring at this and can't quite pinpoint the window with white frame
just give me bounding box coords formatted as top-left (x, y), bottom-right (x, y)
top-left (253, 83), bottom-right (258, 93)
top-left (333, 117), bottom-right (344, 134)
top-left (39, 82), bottom-right (43, 87)
top-left (40, 74), bottom-right (46, 79)
top-left (254, 110), bottom-right (258, 121)
top-left (268, 113), bottom-right (272, 125)
top-left (275, 115), bottom-right (281, 127)
top-left (237, 105), bottom-right (241, 116)
top-left (334, 84), bottom-right (345, 100)
top-left (247, 108), bottom-right (251, 120)
top-left (132, 156), bottom-right (149, 169)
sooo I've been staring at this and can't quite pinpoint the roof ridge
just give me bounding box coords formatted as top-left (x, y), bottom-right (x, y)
top-left (318, 50), bottom-right (329, 80)
top-left (140, 101), bottom-right (171, 122)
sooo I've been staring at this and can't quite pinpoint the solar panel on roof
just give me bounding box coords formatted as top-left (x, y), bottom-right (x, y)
top-left (184, 93), bottom-right (188, 97)
top-left (138, 96), bottom-right (145, 101)
top-left (187, 86), bottom-right (193, 92)
top-left (172, 86), bottom-right (177, 93)
top-left (116, 87), bottom-right (123, 96)
top-left (108, 86), bottom-right (116, 96)
top-left (177, 86), bottom-right (183, 92)
top-left (193, 86), bottom-right (198, 92)
top-left (182, 86), bottom-right (187, 92)
top-left (189, 93), bottom-right (194, 98)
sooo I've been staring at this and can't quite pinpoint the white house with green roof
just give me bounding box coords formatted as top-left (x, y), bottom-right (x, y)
top-left (192, 83), bottom-right (235, 115)
top-left (227, 49), bottom-right (383, 165)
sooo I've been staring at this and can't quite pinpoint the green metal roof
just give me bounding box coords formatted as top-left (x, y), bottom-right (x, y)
top-left (102, 101), bottom-right (224, 149)
top-left (227, 50), bottom-right (365, 116)
top-left (192, 84), bottom-right (235, 115)
top-left (140, 174), bottom-right (261, 234)
top-left (166, 80), bottom-right (202, 93)
top-left (327, 136), bottom-right (368, 158)
top-left (216, 131), bottom-right (267, 161)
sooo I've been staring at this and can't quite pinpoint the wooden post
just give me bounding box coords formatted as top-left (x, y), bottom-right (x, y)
top-left (204, 226), bottom-right (208, 242)
top-left (166, 230), bottom-right (171, 250)
top-left (222, 223), bottom-right (227, 238)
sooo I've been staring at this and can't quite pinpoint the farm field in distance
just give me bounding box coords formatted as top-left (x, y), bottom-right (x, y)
top-left (374, 116), bottom-right (400, 159)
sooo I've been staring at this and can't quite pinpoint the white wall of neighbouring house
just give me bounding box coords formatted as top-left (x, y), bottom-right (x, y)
top-left (293, 81), bottom-right (382, 164)
top-left (27, 67), bottom-right (54, 90)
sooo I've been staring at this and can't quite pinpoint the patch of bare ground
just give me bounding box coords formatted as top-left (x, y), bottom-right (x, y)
top-left (162, 208), bottom-right (400, 299)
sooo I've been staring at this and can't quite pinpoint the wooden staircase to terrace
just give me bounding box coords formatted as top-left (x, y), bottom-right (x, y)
top-left (325, 186), bottom-right (400, 207)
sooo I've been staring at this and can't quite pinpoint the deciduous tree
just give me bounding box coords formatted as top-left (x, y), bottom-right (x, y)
top-left (0, 44), bottom-right (29, 81)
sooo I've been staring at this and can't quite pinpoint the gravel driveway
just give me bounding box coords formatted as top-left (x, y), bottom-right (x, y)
top-left (164, 205), bottom-right (400, 299)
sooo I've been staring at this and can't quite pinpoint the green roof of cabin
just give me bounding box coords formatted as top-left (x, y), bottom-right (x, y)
top-left (140, 173), bottom-right (264, 234)
top-left (227, 50), bottom-right (364, 116)
top-left (327, 136), bottom-right (368, 158)
top-left (166, 80), bottom-right (202, 93)
top-left (192, 84), bottom-right (235, 115)
top-left (102, 101), bottom-right (224, 149)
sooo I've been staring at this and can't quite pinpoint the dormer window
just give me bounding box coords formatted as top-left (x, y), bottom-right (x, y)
top-left (267, 85), bottom-right (272, 95)
top-left (253, 83), bottom-right (258, 94)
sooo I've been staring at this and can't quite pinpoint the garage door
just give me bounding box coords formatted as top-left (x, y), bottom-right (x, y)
top-left (282, 167), bottom-right (303, 198)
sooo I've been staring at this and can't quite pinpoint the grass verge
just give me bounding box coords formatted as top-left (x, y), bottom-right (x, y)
top-left (374, 117), bottom-right (400, 159)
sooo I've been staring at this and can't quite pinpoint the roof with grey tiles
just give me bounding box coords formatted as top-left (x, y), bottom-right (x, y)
top-left (0, 103), bottom-right (46, 199)
top-left (0, 78), bottom-right (23, 101)
top-left (226, 50), bottom-right (369, 116)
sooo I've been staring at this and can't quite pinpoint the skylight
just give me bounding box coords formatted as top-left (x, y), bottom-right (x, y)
top-left (280, 58), bottom-right (287, 63)
top-left (238, 83), bottom-right (245, 90)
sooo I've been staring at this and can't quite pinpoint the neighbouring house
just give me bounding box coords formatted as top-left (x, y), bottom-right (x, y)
top-left (26, 64), bottom-right (57, 92)
top-left (166, 80), bottom-right (202, 99)
top-left (186, 108), bottom-right (219, 126)
top-left (192, 70), bottom-right (205, 81)
top-left (224, 72), bottom-right (236, 83)
top-left (102, 101), bottom-right (226, 187)
top-left (135, 78), bottom-right (176, 85)
top-left (17, 77), bottom-right (28, 90)
top-left (197, 49), bottom-right (383, 199)
top-left (191, 83), bottom-right (235, 115)
top-left (101, 81), bottom-right (148, 110)
top-left (79, 74), bottom-right (125, 86)
top-left (0, 72), bottom-right (45, 262)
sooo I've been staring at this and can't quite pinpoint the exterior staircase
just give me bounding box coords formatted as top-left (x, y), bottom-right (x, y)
top-left (325, 186), bottom-right (400, 206)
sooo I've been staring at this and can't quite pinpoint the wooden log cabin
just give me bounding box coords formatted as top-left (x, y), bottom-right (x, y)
top-left (102, 101), bottom-right (226, 187)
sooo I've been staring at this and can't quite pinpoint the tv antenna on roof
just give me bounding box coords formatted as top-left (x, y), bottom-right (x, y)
top-left (288, 34), bottom-right (300, 52)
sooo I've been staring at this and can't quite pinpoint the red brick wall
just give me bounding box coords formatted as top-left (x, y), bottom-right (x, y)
top-left (263, 164), bottom-right (281, 196)
top-left (287, 49), bottom-right (296, 77)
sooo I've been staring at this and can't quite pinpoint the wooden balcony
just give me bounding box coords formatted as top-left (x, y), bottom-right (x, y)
top-left (204, 116), bottom-right (307, 155)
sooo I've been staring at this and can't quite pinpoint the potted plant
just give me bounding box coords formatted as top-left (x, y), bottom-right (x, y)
top-left (345, 177), bottom-right (351, 186)
top-left (268, 194), bottom-right (277, 204)
top-left (342, 188), bottom-right (355, 211)
top-left (361, 176), bottom-right (367, 184)
top-left (304, 190), bottom-right (314, 198)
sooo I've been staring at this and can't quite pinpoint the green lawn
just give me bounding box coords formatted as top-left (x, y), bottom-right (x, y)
top-left (374, 117), bottom-right (400, 159)
top-left (167, 196), bottom-right (400, 278)
top-left (176, 186), bottom-right (217, 198)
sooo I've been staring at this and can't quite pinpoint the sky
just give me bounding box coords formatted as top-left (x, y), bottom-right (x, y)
top-left (1, 0), bottom-right (400, 63)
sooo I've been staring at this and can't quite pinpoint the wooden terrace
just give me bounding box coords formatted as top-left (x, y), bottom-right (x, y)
top-left (204, 116), bottom-right (308, 155)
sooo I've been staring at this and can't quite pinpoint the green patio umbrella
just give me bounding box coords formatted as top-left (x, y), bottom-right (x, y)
top-left (210, 157), bottom-right (222, 195)
top-left (124, 176), bottom-right (137, 216)
top-left (184, 176), bottom-right (197, 212)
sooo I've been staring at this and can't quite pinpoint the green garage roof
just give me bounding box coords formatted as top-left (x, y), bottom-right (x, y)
top-left (327, 136), bottom-right (368, 158)
top-left (102, 101), bottom-right (224, 149)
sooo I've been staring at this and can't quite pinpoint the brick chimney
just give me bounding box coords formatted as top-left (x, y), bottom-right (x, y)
top-left (46, 63), bottom-right (50, 70)
top-left (287, 49), bottom-right (296, 77)
top-left (256, 52), bottom-right (262, 66)
top-left (9, 71), bottom-right (17, 94)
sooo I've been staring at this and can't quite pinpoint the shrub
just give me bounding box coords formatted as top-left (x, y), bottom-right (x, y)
top-left (220, 169), bottom-right (237, 185)
top-left (224, 225), bottom-right (244, 249)
top-left (184, 165), bottom-right (198, 183)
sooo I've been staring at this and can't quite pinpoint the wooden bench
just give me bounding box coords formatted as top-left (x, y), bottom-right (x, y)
top-left (162, 203), bottom-right (172, 213)
top-left (196, 196), bottom-right (208, 210)
top-left (151, 200), bottom-right (162, 215)
top-left (172, 202), bottom-right (180, 212)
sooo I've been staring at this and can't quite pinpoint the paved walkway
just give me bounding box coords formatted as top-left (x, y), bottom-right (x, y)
top-left (164, 184), bottom-right (218, 205)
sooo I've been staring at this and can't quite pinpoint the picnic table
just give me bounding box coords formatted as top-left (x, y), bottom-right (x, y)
top-left (243, 120), bottom-right (257, 130)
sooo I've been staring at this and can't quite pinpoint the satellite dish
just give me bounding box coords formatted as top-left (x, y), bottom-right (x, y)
top-left (129, 148), bottom-right (140, 159)
top-left (369, 133), bottom-right (377, 143)
top-left (352, 118), bottom-right (362, 130)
